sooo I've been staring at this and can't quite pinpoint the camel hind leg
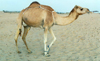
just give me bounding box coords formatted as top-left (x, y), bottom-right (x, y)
top-left (14, 27), bottom-right (22, 53)
top-left (14, 12), bottom-right (23, 53)
top-left (22, 26), bottom-right (32, 53)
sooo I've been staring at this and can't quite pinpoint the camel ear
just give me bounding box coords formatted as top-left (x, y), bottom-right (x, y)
top-left (75, 5), bottom-right (78, 9)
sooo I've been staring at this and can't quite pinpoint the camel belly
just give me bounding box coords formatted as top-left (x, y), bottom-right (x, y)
top-left (22, 17), bottom-right (44, 28)
top-left (23, 20), bottom-right (42, 27)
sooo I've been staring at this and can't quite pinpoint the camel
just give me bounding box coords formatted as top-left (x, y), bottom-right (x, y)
top-left (14, 1), bottom-right (91, 56)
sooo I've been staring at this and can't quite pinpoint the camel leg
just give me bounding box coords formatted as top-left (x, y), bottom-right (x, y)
top-left (43, 27), bottom-right (50, 56)
top-left (22, 26), bottom-right (32, 53)
top-left (47, 28), bottom-right (56, 53)
top-left (14, 27), bottom-right (21, 53)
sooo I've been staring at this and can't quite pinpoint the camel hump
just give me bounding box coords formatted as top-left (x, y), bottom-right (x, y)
top-left (30, 1), bottom-right (40, 6)
top-left (28, 1), bottom-right (40, 8)
top-left (27, 1), bottom-right (54, 11)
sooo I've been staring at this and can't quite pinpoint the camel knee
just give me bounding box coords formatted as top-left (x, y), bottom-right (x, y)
top-left (54, 37), bottom-right (56, 40)
top-left (44, 41), bottom-right (47, 44)
top-left (14, 35), bottom-right (18, 42)
top-left (14, 38), bottom-right (18, 46)
top-left (22, 36), bottom-right (25, 40)
top-left (14, 38), bottom-right (17, 43)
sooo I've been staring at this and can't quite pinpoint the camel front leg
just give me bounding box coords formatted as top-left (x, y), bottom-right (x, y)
top-left (44, 27), bottom-right (50, 56)
top-left (47, 28), bottom-right (56, 53)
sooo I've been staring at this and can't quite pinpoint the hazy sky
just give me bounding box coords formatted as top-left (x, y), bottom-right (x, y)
top-left (0, 0), bottom-right (99, 12)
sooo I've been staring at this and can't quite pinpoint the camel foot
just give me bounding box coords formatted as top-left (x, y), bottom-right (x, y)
top-left (43, 51), bottom-right (50, 57)
top-left (44, 54), bottom-right (50, 57)
top-left (28, 51), bottom-right (32, 54)
top-left (18, 51), bottom-right (21, 53)
top-left (47, 50), bottom-right (50, 54)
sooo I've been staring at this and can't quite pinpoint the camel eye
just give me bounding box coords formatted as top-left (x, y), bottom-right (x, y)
top-left (80, 8), bottom-right (83, 11)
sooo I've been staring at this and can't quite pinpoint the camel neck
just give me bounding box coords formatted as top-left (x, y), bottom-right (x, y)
top-left (54, 10), bottom-right (79, 26)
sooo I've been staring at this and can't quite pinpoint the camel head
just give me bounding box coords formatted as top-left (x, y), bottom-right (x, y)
top-left (74, 5), bottom-right (91, 15)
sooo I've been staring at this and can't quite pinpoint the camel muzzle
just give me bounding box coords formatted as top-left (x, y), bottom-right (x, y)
top-left (87, 9), bottom-right (92, 14)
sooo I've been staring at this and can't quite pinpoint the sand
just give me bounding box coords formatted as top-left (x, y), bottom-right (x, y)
top-left (0, 11), bottom-right (100, 61)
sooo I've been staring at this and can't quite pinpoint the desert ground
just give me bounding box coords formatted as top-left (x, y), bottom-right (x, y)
top-left (0, 11), bottom-right (100, 61)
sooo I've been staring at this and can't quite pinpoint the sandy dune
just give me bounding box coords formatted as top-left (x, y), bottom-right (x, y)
top-left (0, 11), bottom-right (100, 61)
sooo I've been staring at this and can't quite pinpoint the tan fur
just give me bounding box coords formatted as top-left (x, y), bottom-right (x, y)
top-left (14, 1), bottom-right (91, 56)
